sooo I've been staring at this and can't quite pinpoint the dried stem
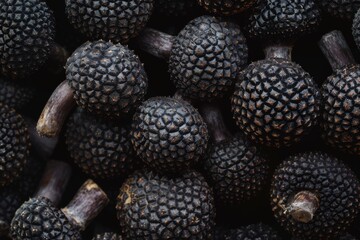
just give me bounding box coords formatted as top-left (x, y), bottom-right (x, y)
top-left (287, 191), bottom-right (319, 223)
top-left (264, 44), bottom-right (293, 61)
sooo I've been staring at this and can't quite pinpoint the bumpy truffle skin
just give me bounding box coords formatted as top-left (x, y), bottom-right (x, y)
top-left (131, 97), bottom-right (209, 173)
top-left (231, 59), bottom-right (321, 148)
top-left (353, 9), bottom-right (360, 50)
top-left (0, 187), bottom-right (22, 235)
top-left (116, 171), bottom-right (215, 239)
top-left (66, 40), bottom-right (148, 118)
top-left (154, 0), bottom-right (199, 17)
top-left (247, 0), bottom-right (321, 40)
top-left (92, 233), bottom-right (123, 240)
top-left (321, 65), bottom-right (360, 155)
top-left (271, 152), bottom-right (360, 240)
top-left (0, 103), bottom-right (30, 187)
top-left (66, 108), bottom-right (136, 179)
top-left (215, 223), bottom-right (282, 240)
top-left (0, 0), bottom-right (55, 79)
top-left (169, 16), bottom-right (248, 101)
top-left (317, 0), bottom-right (360, 20)
top-left (204, 134), bottom-right (269, 205)
top-left (65, 0), bottom-right (154, 44)
top-left (10, 197), bottom-right (81, 240)
top-left (0, 78), bottom-right (34, 110)
top-left (197, 0), bottom-right (256, 15)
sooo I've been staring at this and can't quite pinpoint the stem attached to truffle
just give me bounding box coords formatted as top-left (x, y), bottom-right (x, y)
top-left (264, 45), bottom-right (293, 61)
top-left (287, 191), bottom-right (319, 223)
top-left (134, 28), bottom-right (175, 60)
top-left (199, 103), bottom-right (232, 143)
top-left (61, 179), bottom-right (109, 231)
top-left (36, 80), bottom-right (75, 137)
top-left (34, 160), bottom-right (72, 207)
top-left (319, 30), bottom-right (356, 71)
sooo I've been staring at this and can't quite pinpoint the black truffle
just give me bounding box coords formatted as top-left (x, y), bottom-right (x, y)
top-left (197, 0), bottom-right (257, 16)
top-left (317, 0), bottom-right (360, 20)
top-left (0, 78), bottom-right (34, 110)
top-left (214, 223), bottom-right (282, 240)
top-left (92, 232), bottom-right (123, 240)
top-left (0, 187), bottom-right (22, 236)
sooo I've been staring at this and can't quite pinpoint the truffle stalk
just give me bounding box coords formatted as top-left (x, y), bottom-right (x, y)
top-left (34, 160), bottom-right (72, 207)
top-left (36, 80), bottom-right (76, 137)
top-left (287, 191), bottom-right (319, 223)
top-left (264, 44), bottom-right (293, 61)
top-left (61, 179), bottom-right (109, 231)
top-left (134, 28), bottom-right (175, 60)
top-left (319, 30), bottom-right (356, 71)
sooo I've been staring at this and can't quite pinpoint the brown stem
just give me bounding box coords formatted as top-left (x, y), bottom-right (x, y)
top-left (34, 160), bottom-right (72, 207)
top-left (264, 44), bottom-right (293, 61)
top-left (61, 179), bottom-right (109, 231)
top-left (46, 43), bottom-right (70, 75)
top-left (287, 191), bottom-right (319, 223)
top-left (134, 28), bottom-right (175, 60)
top-left (199, 103), bottom-right (232, 143)
top-left (319, 30), bottom-right (356, 71)
top-left (36, 80), bottom-right (75, 137)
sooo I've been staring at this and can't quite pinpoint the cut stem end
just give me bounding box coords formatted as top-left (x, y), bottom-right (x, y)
top-left (287, 191), bottom-right (319, 223)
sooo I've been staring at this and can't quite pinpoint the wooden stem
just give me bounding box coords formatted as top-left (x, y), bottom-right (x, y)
top-left (34, 160), bottom-right (72, 207)
top-left (319, 30), bottom-right (356, 71)
top-left (134, 28), bottom-right (175, 60)
top-left (287, 191), bottom-right (319, 223)
top-left (36, 80), bottom-right (75, 137)
top-left (61, 180), bottom-right (109, 231)
top-left (264, 45), bottom-right (293, 61)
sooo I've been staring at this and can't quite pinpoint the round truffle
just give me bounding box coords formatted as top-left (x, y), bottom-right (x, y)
top-left (92, 232), bottom-right (123, 240)
top-left (169, 16), bottom-right (248, 100)
top-left (247, 0), bottom-right (321, 40)
top-left (116, 170), bottom-right (215, 239)
top-left (65, 0), bottom-right (154, 44)
top-left (66, 108), bottom-right (137, 179)
top-left (204, 134), bottom-right (269, 205)
top-left (0, 187), bottom-right (22, 236)
top-left (197, 0), bottom-right (256, 16)
top-left (66, 40), bottom-right (148, 118)
top-left (321, 64), bottom-right (360, 155)
top-left (317, 0), bottom-right (360, 20)
top-left (231, 59), bottom-right (321, 148)
top-left (214, 223), bottom-right (282, 240)
top-left (0, 0), bottom-right (55, 79)
top-left (0, 78), bottom-right (34, 110)
top-left (0, 103), bottom-right (30, 187)
top-left (271, 152), bottom-right (360, 239)
top-left (10, 197), bottom-right (81, 240)
top-left (131, 97), bottom-right (209, 173)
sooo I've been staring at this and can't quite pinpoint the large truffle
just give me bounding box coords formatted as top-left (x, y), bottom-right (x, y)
top-left (197, 0), bottom-right (257, 16)
top-left (214, 223), bottom-right (282, 240)
top-left (317, 0), bottom-right (360, 20)
top-left (0, 78), bottom-right (34, 110)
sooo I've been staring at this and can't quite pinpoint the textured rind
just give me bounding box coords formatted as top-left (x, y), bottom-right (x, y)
top-left (66, 108), bottom-right (136, 179)
top-left (321, 65), bottom-right (360, 155)
top-left (10, 197), bottom-right (81, 240)
top-left (204, 134), bottom-right (269, 205)
top-left (0, 187), bottom-right (22, 235)
top-left (66, 40), bottom-right (148, 118)
top-left (293, 233), bottom-right (357, 240)
top-left (131, 97), bottom-right (209, 173)
top-left (154, 0), bottom-right (199, 17)
top-left (116, 170), bottom-right (215, 239)
top-left (247, 0), bottom-right (321, 40)
top-left (65, 0), bottom-right (154, 44)
top-left (271, 152), bottom-right (360, 240)
top-left (214, 223), bottom-right (282, 240)
top-left (0, 0), bottom-right (55, 79)
top-left (197, 0), bottom-right (256, 15)
top-left (0, 103), bottom-right (30, 187)
top-left (169, 16), bottom-right (248, 100)
top-left (231, 59), bottom-right (321, 148)
top-left (317, 0), bottom-right (360, 20)
top-left (92, 232), bottom-right (123, 240)
top-left (0, 78), bottom-right (34, 110)
top-left (352, 9), bottom-right (360, 50)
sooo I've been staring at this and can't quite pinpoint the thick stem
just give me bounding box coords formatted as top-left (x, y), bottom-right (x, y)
top-left (199, 103), bottom-right (232, 143)
top-left (134, 28), bottom-right (175, 60)
top-left (61, 179), bottom-right (109, 231)
top-left (319, 30), bottom-right (356, 71)
top-left (287, 191), bottom-right (319, 223)
top-left (264, 44), bottom-right (293, 61)
top-left (36, 80), bottom-right (75, 137)
top-left (34, 160), bottom-right (72, 207)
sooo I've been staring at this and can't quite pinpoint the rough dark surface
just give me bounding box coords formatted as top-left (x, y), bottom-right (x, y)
top-left (0, 187), bottom-right (22, 236)
top-left (271, 152), bottom-right (360, 239)
top-left (0, 103), bottom-right (30, 187)
top-left (65, 0), bottom-right (154, 44)
top-left (317, 0), bottom-right (360, 20)
top-left (17, 157), bottom-right (44, 199)
top-left (293, 233), bottom-right (357, 240)
top-left (231, 58), bottom-right (321, 148)
top-left (66, 40), bottom-right (148, 118)
top-left (0, 0), bottom-right (55, 79)
top-left (204, 134), bottom-right (269, 206)
top-left (92, 232), bottom-right (123, 240)
top-left (66, 108), bottom-right (137, 179)
top-left (321, 64), bottom-right (360, 156)
top-left (352, 9), bottom-right (360, 50)
top-left (214, 223), bottom-right (282, 240)
top-left (197, 0), bottom-right (256, 16)
top-left (169, 16), bottom-right (248, 101)
top-left (0, 78), bottom-right (34, 110)
top-left (10, 197), bottom-right (81, 240)
top-left (247, 0), bottom-right (321, 40)
top-left (116, 170), bottom-right (215, 239)
top-left (131, 97), bottom-right (209, 173)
